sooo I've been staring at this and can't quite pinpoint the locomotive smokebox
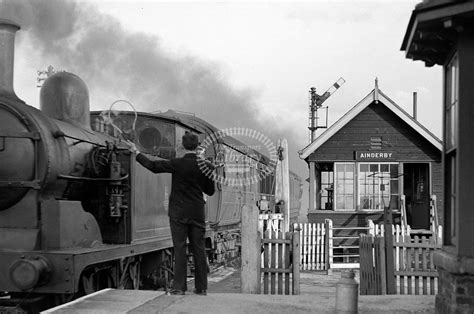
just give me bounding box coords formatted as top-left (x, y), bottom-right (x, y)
top-left (0, 19), bottom-right (20, 101)
top-left (40, 72), bottom-right (91, 128)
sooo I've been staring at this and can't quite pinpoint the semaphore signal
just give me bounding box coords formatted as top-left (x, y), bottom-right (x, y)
top-left (308, 77), bottom-right (345, 142)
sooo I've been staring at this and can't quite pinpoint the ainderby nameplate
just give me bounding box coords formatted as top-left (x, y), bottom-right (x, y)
top-left (355, 151), bottom-right (396, 161)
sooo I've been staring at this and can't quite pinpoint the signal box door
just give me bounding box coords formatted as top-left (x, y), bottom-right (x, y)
top-left (403, 163), bottom-right (430, 230)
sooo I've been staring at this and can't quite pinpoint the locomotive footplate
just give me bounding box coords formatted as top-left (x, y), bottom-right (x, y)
top-left (0, 238), bottom-right (173, 295)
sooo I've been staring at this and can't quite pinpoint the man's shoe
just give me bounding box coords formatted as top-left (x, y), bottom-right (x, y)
top-left (167, 289), bottom-right (185, 295)
top-left (193, 289), bottom-right (207, 296)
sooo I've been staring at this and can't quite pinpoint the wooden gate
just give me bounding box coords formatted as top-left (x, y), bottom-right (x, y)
top-left (359, 234), bottom-right (387, 295)
top-left (359, 233), bottom-right (441, 295)
top-left (394, 235), bottom-right (440, 295)
top-left (260, 230), bottom-right (300, 295)
top-left (294, 222), bottom-right (327, 270)
top-left (241, 206), bottom-right (300, 295)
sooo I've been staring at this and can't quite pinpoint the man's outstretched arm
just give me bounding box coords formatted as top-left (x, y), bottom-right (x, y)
top-left (136, 153), bottom-right (175, 173)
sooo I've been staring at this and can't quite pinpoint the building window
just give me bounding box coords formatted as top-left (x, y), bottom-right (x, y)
top-left (358, 163), bottom-right (399, 210)
top-left (446, 55), bottom-right (458, 151)
top-left (321, 170), bottom-right (334, 210)
top-left (335, 163), bottom-right (354, 210)
top-left (445, 54), bottom-right (458, 245)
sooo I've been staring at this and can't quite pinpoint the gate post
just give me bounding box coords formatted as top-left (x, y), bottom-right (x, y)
top-left (324, 219), bottom-right (333, 272)
top-left (383, 206), bottom-right (395, 294)
top-left (241, 204), bottom-right (261, 294)
top-left (292, 230), bottom-right (300, 295)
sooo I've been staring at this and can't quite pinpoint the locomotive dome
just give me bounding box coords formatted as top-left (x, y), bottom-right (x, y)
top-left (40, 72), bottom-right (90, 128)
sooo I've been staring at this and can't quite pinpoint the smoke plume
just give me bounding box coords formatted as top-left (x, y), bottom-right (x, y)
top-left (1, 0), bottom-right (308, 192)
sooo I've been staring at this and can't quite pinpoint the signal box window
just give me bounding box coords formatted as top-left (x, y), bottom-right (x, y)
top-left (358, 163), bottom-right (399, 211)
top-left (445, 54), bottom-right (458, 246)
top-left (334, 163), bottom-right (354, 210)
top-left (321, 169), bottom-right (334, 210)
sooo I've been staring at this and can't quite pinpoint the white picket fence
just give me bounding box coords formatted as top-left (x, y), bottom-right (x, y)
top-left (367, 220), bottom-right (411, 239)
top-left (293, 222), bottom-right (327, 270)
top-left (294, 220), bottom-right (416, 271)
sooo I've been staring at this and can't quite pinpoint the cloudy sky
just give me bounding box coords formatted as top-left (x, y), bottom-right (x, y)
top-left (1, 0), bottom-right (442, 209)
top-left (92, 0), bottom-right (442, 137)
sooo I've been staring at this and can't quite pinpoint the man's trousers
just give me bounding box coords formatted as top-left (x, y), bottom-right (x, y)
top-left (169, 217), bottom-right (207, 292)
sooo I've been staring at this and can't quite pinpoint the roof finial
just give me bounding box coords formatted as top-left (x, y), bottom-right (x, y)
top-left (374, 77), bottom-right (379, 104)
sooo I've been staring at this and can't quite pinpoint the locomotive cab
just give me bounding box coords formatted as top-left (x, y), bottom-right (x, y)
top-left (90, 110), bottom-right (202, 159)
top-left (89, 110), bottom-right (206, 244)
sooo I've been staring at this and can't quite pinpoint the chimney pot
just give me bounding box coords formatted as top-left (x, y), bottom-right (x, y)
top-left (0, 19), bottom-right (21, 101)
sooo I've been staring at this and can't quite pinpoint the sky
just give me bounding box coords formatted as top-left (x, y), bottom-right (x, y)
top-left (0, 0), bottom-right (443, 211)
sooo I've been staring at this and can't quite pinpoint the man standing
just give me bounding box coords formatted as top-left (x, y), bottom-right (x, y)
top-left (132, 132), bottom-right (215, 295)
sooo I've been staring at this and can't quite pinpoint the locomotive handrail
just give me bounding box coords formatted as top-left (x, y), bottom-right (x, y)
top-left (0, 180), bottom-right (41, 189)
top-left (0, 131), bottom-right (40, 140)
top-left (53, 130), bottom-right (108, 147)
top-left (57, 174), bottom-right (129, 181)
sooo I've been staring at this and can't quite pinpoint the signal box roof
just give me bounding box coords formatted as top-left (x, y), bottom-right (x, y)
top-left (298, 82), bottom-right (442, 160)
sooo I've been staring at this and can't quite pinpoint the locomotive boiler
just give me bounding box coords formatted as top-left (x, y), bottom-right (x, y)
top-left (0, 19), bottom-right (302, 313)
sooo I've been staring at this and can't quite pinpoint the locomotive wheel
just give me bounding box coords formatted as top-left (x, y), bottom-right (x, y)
top-left (158, 251), bottom-right (174, 290)
top-left (142, 250), bottom-right (174, 291)
top-left (80, 267), bottom-right (115, 295)
top-left (118, 257), bottom-right (140, 290)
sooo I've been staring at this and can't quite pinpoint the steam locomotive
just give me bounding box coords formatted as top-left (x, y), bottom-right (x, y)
top-left (0, 19), bottom-right (302, 312)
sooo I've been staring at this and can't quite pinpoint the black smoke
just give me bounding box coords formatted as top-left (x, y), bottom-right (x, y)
top-left (1, 0), bottom-right (265, 125)
top-left (1, 0), bottom-right (308, 211)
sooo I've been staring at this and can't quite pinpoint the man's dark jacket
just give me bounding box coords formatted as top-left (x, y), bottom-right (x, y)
top-left (136, 153), bottom-right (215, 222)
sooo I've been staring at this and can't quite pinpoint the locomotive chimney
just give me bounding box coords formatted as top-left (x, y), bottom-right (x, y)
top-left (0, 19), bottom-right (20, 101)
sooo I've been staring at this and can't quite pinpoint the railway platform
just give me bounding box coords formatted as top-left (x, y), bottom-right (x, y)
top-left (42, 268), bottom-right (435, 313)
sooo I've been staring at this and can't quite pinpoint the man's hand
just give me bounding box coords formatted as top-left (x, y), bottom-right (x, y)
top-left (128, 141), bottom-right (140, 154)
